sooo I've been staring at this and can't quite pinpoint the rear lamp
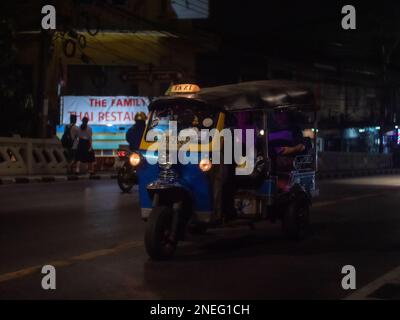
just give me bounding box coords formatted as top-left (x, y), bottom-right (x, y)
top-left (199, 158), bottom-right (212, 172)
top-left (129, 152), bottom-right (141, 167)
top-left (117, 150), bottom-right (127, 158)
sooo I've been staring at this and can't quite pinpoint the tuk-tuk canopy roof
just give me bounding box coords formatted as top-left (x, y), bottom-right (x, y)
top-left (149, 80), bottom-right (317, 112)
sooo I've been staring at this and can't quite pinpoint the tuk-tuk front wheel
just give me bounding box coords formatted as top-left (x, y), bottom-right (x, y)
top-left (282, 202), bottom-right (310, 240)
top-left (145, 206), bottom-right (177, 260)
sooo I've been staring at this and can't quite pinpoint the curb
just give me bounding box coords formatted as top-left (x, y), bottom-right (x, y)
top-left (0, 173), bottom-right (117, 185)
top-left (2, 169), bottom-right (399, 185)
top-left (317, 168), bottom-right (400, 180)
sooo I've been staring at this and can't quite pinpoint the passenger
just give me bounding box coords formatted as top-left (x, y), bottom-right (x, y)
top-left (75, 117), bottom-right (95, 175)
top-left (269, 110), bottom-right (306, 173)
top-left (126, 112), bottom-right (147, 151)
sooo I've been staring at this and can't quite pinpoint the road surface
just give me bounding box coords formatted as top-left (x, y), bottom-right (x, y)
top-left (1, 175), bottom-right (400, 299)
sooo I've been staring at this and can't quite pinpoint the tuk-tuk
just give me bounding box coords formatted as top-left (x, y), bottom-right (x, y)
top-left (130, 81), bottom-right (319, 260)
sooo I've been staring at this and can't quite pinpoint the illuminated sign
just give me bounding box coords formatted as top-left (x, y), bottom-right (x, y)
top-left (61, 96), bottom-right (149, 125)
top-left (169, 84), bottom-right (201, 95)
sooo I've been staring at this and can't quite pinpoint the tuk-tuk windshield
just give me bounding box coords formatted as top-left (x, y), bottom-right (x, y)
top-left (145, 104), bottom-right (218, 142)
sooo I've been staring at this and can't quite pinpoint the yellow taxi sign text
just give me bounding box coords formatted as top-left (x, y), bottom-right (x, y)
top-left (168, 84), bottom-right (201, 95)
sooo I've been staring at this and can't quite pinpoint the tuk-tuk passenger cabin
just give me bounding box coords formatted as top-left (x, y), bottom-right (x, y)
top-left (132, 80), bottom-right (318, 260)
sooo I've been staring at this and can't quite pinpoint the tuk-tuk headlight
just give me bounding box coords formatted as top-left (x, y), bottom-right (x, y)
top-left (199, 158), bottom-right (212, 172)
top-left (159, 162), bottom-right (172, 170)
top-left (129, 152), bottom-right (141, 167)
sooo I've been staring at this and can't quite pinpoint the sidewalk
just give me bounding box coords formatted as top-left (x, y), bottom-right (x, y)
top-left (318, 168), bottom-right (400, 180)
top-left (1, 168), bottom-right (399, 185)
top-left (0, 172), bottom-right (117, 185)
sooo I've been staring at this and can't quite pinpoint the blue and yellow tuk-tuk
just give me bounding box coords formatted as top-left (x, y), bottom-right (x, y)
top-left (129, 81), bottom-right (319, 260)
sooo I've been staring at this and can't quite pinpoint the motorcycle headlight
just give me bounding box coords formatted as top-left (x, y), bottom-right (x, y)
top-left (129, 152), bottom-right (141, 167)
top-left (199, 158), bottom-right (212, 172)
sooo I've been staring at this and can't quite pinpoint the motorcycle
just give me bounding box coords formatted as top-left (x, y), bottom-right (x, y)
top-left (116, 149), bottom-right (137, 192)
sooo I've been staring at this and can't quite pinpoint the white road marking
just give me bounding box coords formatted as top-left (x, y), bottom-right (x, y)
top-left (313, 192), bottom-right (384, 208)
top-left (345, 265), bottom-right (400, 300)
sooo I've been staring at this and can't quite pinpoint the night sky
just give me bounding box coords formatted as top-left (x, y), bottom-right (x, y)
top-left (207, 0), bottom-right (400, 65)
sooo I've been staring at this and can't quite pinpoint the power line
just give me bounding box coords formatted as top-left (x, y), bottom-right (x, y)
top-left (90, 36), bottom-right (147, 64)
top-left (196, 0), bottom-right (210, 6)
top-left (112, 33), bottom-right (167, 60)
top-left (85, 43), bottom-right (136, 64)
top-left (173, 0), bottom-right (209, 13)
top-left (171, 0), bottom-right (209, 17)
top-left (92, 2), bottom-right (214, 49)
top-left (63, 2), bottom-right (217, 72)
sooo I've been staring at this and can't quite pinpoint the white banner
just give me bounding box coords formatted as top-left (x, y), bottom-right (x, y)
top-left (61, 96), bottom-right (150, 125)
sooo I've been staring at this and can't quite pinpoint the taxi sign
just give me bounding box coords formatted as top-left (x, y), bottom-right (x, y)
top-left (167, 84), bottom-right (201, 95)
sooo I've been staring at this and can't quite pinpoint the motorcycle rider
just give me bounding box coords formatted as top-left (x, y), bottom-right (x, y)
top-left (126, 112), bottom-right (147, 150)
top-left (118, 112), bottom-right (147, 193)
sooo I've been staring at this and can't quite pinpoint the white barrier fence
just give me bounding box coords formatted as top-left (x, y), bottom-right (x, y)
top-left (318, 152), bottom-right (393, 172)
top-left (0, 137), bottom-right (396, 176)
top-left (0, 136), bottom-right (68, 176)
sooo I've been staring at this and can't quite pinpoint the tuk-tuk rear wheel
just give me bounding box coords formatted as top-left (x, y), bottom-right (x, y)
top-left (145, 206), bottom-right (177, 260)
top-left (282, 202), bottom-right (310, 241)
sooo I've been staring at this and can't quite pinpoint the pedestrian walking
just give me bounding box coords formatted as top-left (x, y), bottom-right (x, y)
top-left (61, 114), bottom-right (79, 173)
top-left (75, 117), bottom-right (96, 174)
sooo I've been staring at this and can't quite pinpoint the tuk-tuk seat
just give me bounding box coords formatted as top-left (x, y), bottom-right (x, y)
top-left (273, 155), bottom-right (314, 191)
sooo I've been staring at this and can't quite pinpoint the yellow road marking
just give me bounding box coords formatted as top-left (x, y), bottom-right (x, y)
top-left (0, 266), bottom-right (42, 283)
top-left (313, 192), bottom-right (384, 208)
top-left (71, 249), bottom-right (119, 261)
top-left (0, 192), bottom-right (389, 284)
top-left (0, 240), bottom-right (143, 284)
top-left (345, 264), bottom-right (400, 300)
